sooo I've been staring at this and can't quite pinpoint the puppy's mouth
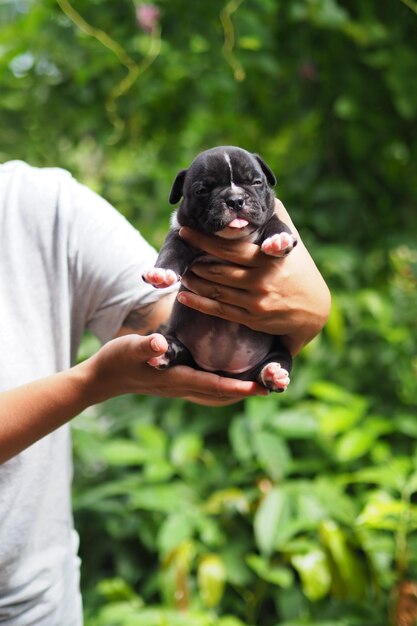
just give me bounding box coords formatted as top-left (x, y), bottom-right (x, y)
top-left (227, 217), bottom-right (249, 229)
top-left (215, 216), bottom-right (254, 240)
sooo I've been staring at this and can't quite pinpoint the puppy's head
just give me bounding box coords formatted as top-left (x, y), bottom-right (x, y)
top-left (169, 146), bottom-right (276, 239)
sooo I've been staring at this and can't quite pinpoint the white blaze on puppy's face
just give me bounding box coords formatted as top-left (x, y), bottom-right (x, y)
top-left (218, 151), bottom-right (251, 239)
top-left (223, 152), bottom-right (241, 193)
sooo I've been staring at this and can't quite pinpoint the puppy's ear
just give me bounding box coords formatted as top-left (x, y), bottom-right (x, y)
top-left (253, 154), bottom-right (277, 186)
top-left (169, 169), bottom-right (187, 204)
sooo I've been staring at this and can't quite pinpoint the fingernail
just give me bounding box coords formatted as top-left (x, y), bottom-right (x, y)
top-left (150, 336), bottom-right (163, 352)
top-left (177, 292), bottom-right (187, 304)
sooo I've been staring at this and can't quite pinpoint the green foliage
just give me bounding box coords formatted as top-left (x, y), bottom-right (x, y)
top-left (1, 0), bottom-right (417, 623)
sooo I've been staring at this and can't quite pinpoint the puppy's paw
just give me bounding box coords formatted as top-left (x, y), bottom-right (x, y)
top-left (261, 233), bottom-right (297, 257)
top-left (259, 362), bottom-right (290, 392)
top-left (142, 268), bottom-right (180, 288)
top-left (147, 353), bottom-right (171, 369)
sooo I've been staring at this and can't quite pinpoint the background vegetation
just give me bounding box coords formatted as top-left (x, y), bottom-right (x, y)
top-left (1, 0), bottom-right (417, 624)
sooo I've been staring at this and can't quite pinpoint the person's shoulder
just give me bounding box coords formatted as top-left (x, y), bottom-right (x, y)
top-left (1, 159), bottom-right (74, 184)
top-left (0, 161), bottom-right (77, 202)
top-left (0, 160), bottom-right (81, 226)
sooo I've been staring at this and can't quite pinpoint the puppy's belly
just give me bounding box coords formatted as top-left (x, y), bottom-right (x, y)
top-left (176, 318), bottom-right (273, 374)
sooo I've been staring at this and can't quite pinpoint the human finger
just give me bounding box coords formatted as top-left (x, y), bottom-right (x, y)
top-left (183, 395), bottom-right (256, 406)
top-left (180, 273), bottom-right (250, 309)
top-left (119, 333), bottom-right (169, 365)
top-left (185, 261), bottom-right (255, 289)
top-left (144, 333), bottom-right (169, 357)
top-left (177, 290), bottom-right (251, 325)
top-left (166, 365), bottom-right (267, 398)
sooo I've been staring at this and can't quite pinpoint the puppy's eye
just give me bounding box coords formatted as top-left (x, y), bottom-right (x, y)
top-left (195, 186), bottom-right (208, 196)
top-left (251, 179), bottom-right (263, 186)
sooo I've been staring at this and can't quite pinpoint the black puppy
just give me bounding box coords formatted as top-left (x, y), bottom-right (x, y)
top-left (143, 146), bottom-right (297, 392)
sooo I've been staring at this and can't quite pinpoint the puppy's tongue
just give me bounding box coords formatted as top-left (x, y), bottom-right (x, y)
top-left (228, 218), bottom-right (249, 229)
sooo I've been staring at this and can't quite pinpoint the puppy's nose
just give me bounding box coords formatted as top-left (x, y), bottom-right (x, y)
top-left (226, 195), bottom-right (245, 211)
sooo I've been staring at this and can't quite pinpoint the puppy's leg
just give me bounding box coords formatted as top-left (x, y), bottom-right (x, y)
top-left (148, 334), bottom-right (195, 369)
top-left (143, 229), bottom-right (199, 287)
top-left (258, 214), bottom-right (297, 257)
top-left (235, 360), bottom-right (290, 393)
top-left (233, 339), bottom-right (292, 392)
top-left (258, 362), bottom-right (290, 392)
top-left (143, 267), bottom-right (180, 288)
top-left (261, 232), bottom-right (297, 257)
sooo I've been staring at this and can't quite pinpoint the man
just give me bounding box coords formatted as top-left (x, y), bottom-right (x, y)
top-left (0, 160), bottom-right (330, 625)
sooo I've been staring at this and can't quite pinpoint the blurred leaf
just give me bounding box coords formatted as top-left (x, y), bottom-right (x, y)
top-left (215, 549), bottom-right (250, 590)
top-left (100, 439), bottom-right (148, 466)
top-left (310, 381), bottom-right (367, 409)
top-left (268, 407), bottom-right (319, 439)
top-left (197, 554), bottom-right (226, 608)
top-left (290, 0), bottom-right (350, 28)
top-left (243, 394), bottom-right (279, 428)
top-left (395, 414), bottom-right (417, 438)
top-left (90, 600), bottom-right (144, 625)
top-left (335, 428), bottom-right (376, 463)
top-left (157, 512), bottom-right (195, 556)
top-left (130, 423), bottom-right (168, 457)
top-left (357, 289), bottom-right (392, 325)
top-left (217, 618), bottom-right (247, 626)
top-left (246, 554), bottom-right (293, 588)
top-left (310, 478), bottom-right (357, 525)
top-left (311, 382), bottom-right (369, 437)
top-left (170, 432), bottom-right (203, 467)
top-left (291, 549), bottom-right (331, 601)
top-left (253, 430), bottom-right (291, 481)
top-left (160, 540), bottom-right (197, 609)
top-left (238, 36), bottom-right (262, 51)
top-left (357, 491), bottom-right (417, 532)
top-left (73, 476), bottom-right (141, 510)
top-left (254, 487), bottom-right (292, 556)
top-left (97, 577), bottom-right (140, 603)
top-left (334, 95), bottom-right (359, 121)
top-left (386, 47), bottom-right (417, 119)
top-left (129, 482), bottom-right (194, 513)
top-left (319, 520), bottom-right (367, 600)
top-left (204, 488), bottom-right (250, 515)
top-left (229, 417), bottom-right (253, 462)
top-left (143, 458), bottom-right (173, 482)
top-left (317, 406), bottom-right (365, 438)
top-left (344, 461), bottom-right (409, 492)
top-left (405, 471), bottom-right (417, 497)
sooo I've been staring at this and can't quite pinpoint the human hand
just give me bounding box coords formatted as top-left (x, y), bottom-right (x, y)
top-left (84, 333), bottom-right (267, 406)
top-left (177, 200), bottom-right (331, 355)
top-left (1, 332), bottom-right (265, 463)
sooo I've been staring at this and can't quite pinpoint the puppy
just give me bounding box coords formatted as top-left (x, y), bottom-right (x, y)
top-left (143, 146), bottom-right (297, 392)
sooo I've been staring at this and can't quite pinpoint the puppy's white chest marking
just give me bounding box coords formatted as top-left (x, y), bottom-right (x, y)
top-left (224, 152), bottom-right (241, 192)
top-left (170, 211), bottom-right (180, 229)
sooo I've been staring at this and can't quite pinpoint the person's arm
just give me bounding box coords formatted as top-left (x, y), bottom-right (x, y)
top-left (176, 199), bottom-right (331, 356)
top-left (0, 333), bottom-right (265, 465)
top-left (115, 291), bottom-right (178, 338)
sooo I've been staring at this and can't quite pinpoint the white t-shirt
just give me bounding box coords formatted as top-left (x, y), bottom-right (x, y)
top-left (0, 161), bottom-right (164, 625)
